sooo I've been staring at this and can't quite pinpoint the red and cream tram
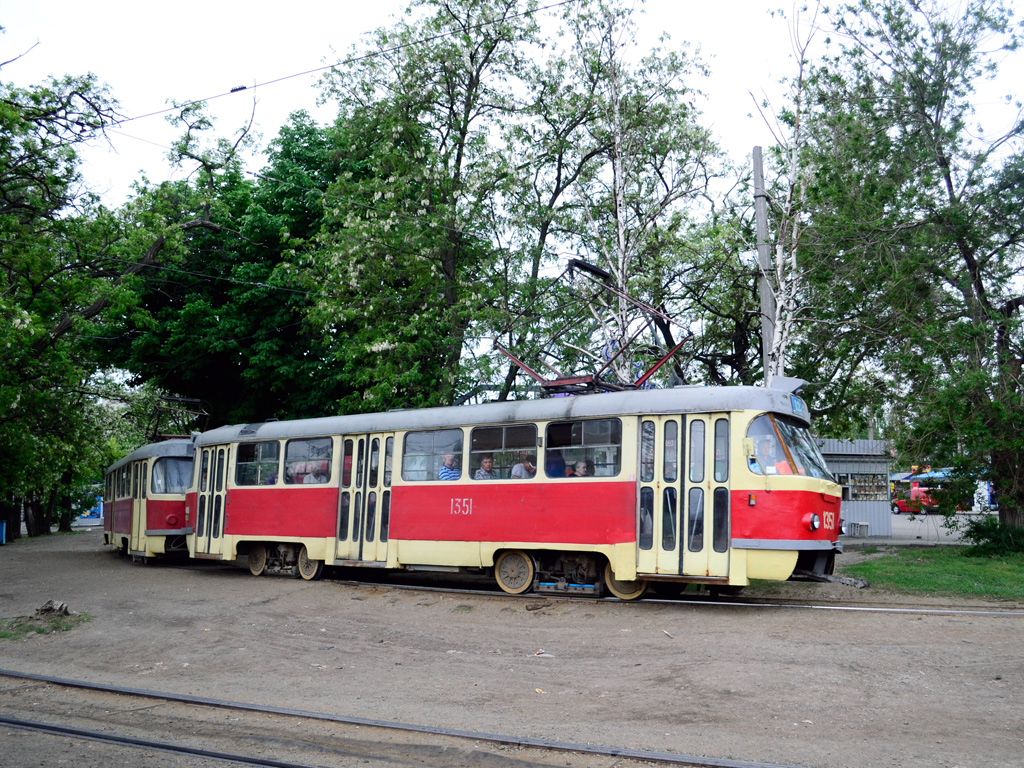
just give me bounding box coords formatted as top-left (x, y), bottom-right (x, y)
top-left (182, 379), bottom-right (842, 598)
top-left (103, 439), bottom-right (195, 561)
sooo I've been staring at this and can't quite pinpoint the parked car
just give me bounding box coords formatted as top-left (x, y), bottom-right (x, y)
top-left (891, 486), bottom-right (937, 514)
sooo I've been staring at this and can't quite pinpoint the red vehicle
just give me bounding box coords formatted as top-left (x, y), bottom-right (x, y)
top-left (176, 380), bottom-right (843, 599)
top-left (103, 439), bottom-right (194, 561)
top-left (891, 485), bottom-right (937, 514)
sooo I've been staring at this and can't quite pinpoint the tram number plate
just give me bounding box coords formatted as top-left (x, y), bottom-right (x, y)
top-left (824, 510), bottom-right (835, 531)
top-left (451, 498), bottom-right (473, 515)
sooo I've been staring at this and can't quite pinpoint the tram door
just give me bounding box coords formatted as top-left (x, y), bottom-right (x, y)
top-left (130, 461), bottom-right (148, 554)
top-left (336, 433), bottom-right (393, 564)
top-left (194, 445), bottom-right (229, 556)
top-left (636, 417), bottom-right (684, 576)
top-left (682, 414), bottom-right (730, 579)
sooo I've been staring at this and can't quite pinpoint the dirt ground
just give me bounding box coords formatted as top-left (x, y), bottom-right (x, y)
top-left (1, 529), bottom-right (1022, 768)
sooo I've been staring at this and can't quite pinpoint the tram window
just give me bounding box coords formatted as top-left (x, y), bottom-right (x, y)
top-left (236, 441), bottom-right (280, 486)
top-left (285, 437), bottom-right (332, 485)
top-left (132, 464), bottom-right (139, 499)
top-left (342, 440), bottom-right (353, 487)
top-left (689, 421), bottom-right (705, 483)
top-left (215, 449), bottom-right (226, 493)
top-left (746, 415), bottom-right (793, 476)
top-left (383, 437), bottom-right (393, 487)
top-left (402, 428), bottom-right (464, 481)
top-left (664, 420), bottom-right (679, 483)
top-left (688, 487), bottom-right (704, 551)
top-left (714, 419), bottom-right (729, 482)
top-left (640, 421), bottom-right (655, 483)
top-left (338, 492), bottom-right (350, 541)
top-left (713, 487), bottom-right (729, 553)
top-left (152, 458), bottom-right (192, 495)
top-left (470, 424), bottom-right (537, 480)
top-left (380, 490), bottom-right (390, 542)
top-left (369, 439), bottom-right (380, 486)
top-left (772, 416), bottom-right (834, 480)
top-left (544, 418), bottom-right (621, 478)
top-left (366, 492), bottom-right (376, 542)
top-left (199, 451), bottom-right (210, 493)
top-left (141, 464), bottom-right (148, 499)
top-left (662, 487), bottom-right (677, 551)
top-left (639, 487), bottom-right (654, 550)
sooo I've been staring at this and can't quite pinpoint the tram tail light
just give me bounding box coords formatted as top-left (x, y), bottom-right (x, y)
top-left (803, 512), bottom-right (821, 531)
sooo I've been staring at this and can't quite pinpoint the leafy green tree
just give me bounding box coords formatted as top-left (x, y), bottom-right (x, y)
top-left (793, 0), bottom-right (1024, 532)
top-left (309, 0), bottom-right (543, 410)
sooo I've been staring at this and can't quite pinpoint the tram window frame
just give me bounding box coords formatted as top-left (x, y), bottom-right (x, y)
top-left (284, 437), bottom-right (333, 485)
top-left (401, 428), bottom-right (464, 482)
top-left (469, 424), bottom-right (537, 480)
top-left (236, 441), bottom-right (280, 486)
top-left (544, 418), bottom-right (622, 478)
top-left (689, 421), bottom-right (705, 483)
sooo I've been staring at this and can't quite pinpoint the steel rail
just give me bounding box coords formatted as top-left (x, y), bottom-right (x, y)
top-left (0, 669), bottom-right (810, 768)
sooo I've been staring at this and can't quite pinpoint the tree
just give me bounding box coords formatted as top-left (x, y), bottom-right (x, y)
top-left (795, 0), bottom-right (1024, 532)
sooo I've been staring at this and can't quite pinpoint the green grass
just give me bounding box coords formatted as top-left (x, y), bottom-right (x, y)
top-left (839, 547), bottom-right (1024, 600)
top-left (0, 612), bottom-right (92, 640)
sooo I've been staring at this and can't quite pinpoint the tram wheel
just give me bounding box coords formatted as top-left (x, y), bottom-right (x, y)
top-left (248, 544), bottom-right (268, 577)
top-left (603, 563), bottom-right (648, 601)
top-left (494, 550), bottom-right (535, 595)
top-left (296, 545), bottom-right (324, 581)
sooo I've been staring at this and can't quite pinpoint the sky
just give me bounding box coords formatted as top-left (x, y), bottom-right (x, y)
top-left (1, 0), bottom-right (1020, 206)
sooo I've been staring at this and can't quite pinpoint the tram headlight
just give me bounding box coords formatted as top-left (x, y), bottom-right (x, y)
top-left (803, 512), bottom-right (821, 531)
top-left (839, 518), bottom-right (847, 536)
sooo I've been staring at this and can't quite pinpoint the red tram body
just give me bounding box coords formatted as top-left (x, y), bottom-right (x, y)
top-left (103, 439), bottom-right (194, 561)
top-left (169, 380), bottom-right (842, 598)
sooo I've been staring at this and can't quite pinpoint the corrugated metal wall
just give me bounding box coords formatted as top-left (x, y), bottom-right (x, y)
top-left (820, 439), bottom-right (892, 537)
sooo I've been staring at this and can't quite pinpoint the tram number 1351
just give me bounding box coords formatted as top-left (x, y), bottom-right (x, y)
top-left (451, 498), bottom-right (474, 515)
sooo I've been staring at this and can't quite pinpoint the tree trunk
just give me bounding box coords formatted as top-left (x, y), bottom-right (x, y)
top-left (0, 497), bottom-right (21, 543)
top-left (24, 496), bottom-right (50, 537)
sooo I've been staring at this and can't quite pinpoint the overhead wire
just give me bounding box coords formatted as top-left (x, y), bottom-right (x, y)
top-left (107, 0), bottom-right (575, 130)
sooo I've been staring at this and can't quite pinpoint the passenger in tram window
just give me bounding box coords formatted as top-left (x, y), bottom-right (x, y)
top-left (264, 471), bottom-right (278, 485)
top-left (545, 451), bottom-right (566, 478)
top-left (474, 455), bottom-right (498, 480)
top-left (304, 463), bottom-right (328, 484)
top-left (754, 435), bottom-right (792, 475)
top-left (511, 454), bottom-right (537, 479)
top-left (438, 453), bottom-right (461, 481)
top-left (572, 460), bottom-right (589, 477)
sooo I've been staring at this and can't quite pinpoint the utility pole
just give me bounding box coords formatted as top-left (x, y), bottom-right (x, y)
top-left (753, 146), bottom-right (777, 387)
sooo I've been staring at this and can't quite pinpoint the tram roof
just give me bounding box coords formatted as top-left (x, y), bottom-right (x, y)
top-left (195, 380), bottom-right (812, 447)
top-left (108, 438), bottom-right (195, 472)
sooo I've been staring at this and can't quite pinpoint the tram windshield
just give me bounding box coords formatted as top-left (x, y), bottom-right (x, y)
top-left (746, 414), bottom-right (833, 480)
top-left (151, 457), bottom-right (194, 494)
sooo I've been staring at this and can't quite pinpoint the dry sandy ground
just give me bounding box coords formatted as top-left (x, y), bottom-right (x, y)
top-left (1, 529), bottom-right (1021, 768)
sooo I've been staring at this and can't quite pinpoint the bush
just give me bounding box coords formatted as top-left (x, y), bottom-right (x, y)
top-left (959, 515), bottom-right (1024, 556)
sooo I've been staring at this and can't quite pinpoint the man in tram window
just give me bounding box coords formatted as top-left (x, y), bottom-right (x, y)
top-left (438, 453), bottom-right (460, 480)
top-left (511, 454), bottom-right (537, 479)
top-left (754, 435), bottom-right (792, 475)
top-left (474, 455), bottom-right (498, 480)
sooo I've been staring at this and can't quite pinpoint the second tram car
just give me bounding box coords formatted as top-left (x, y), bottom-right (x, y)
top-left (103, 438), bottom-right (195, 561)
top-left (181, 379), bottom-right (842, 598)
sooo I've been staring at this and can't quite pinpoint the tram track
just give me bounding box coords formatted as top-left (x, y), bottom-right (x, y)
top-left (316, 572), bottom-right (1024, 618)
top-left (0, 670), bottom-right (812, 768)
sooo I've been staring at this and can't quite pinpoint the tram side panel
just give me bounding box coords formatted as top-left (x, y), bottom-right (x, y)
top-left (387, 480), bottom-right (637, 568)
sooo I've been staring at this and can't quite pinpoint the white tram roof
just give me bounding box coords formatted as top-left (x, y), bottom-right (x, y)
top-left (195, 379), bottom-right (812, 447)
top-left (108, 438), bottom-right (195, 472)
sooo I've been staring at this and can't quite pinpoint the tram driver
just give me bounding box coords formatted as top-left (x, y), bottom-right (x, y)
top-left (753, 434), bottom-right (792, 475)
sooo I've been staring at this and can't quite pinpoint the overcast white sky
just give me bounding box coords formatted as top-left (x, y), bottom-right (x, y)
top-left (2, 1), bottom-right (1020, 206)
